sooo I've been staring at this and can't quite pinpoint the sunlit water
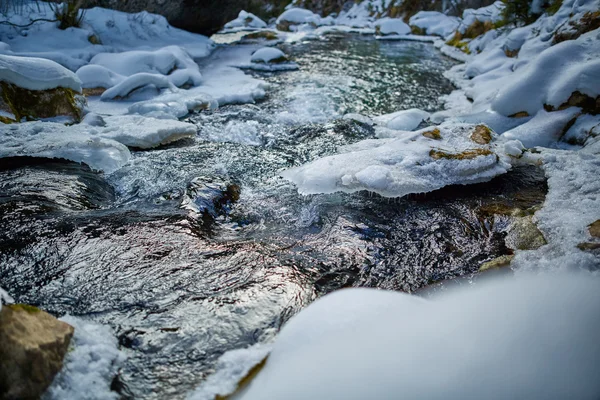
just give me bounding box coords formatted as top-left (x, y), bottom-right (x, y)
top-left (0, 34), bottom-right (547, 398)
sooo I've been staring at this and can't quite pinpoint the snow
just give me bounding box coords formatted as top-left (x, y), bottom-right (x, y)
top-left (375, 18), bottom-right (411, 36)
top-left (562, 113), bottom-right (600, 146)
top-left (187, 344), bottom-right (272, 400)
top-left (46, 316), bottom-right (125, 400)
top-left (196, 273), bottom-right (600, 400)
top-left (0, 286), bottom-right (13, 311)
top-left (409, 12), bottom-right (460, 38)
top-left (224, 11), bottom-right (267, 31)
top-left (374, 108), bottom-right (430, 131)
top-left (100, 72), bottom-right (173, 101)
top-left (76, 64), bottom-right (123, 89)
top-left (0, 54), bottom-right (81, 92)
top-left (282, 122), bottom-right (511, 197)
top-left (503, 108), bottom-right (582, 148)
top-left (0, 5), bottom-right (214, 71)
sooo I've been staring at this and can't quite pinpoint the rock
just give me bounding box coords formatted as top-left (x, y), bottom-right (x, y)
top-left (479, 255), bottom-right (514, 272)
top-left (250, 48), bottom-right (288, 64)
top-left (0, 82), bottom-right (85, 122)
top-left (588, 220), bottom-right (600, 238)
top-left (242, 31), bottom-right (279, 41)
top-left (429, 148), bottom-right (493, 160)
top-left (422, 128), bottom-right (441, 140)
top-left (470, 124), bottom-right (492, 144)
top-left (505, 215), bottom-right (547, 251)
top-left (181, 176), bottom-right (240, 225)
top-left (0, 304), bottom-right (74, 399)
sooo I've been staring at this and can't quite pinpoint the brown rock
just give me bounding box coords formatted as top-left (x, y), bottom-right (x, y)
top-left (429, 148), bottom-right (493, 160)
top-left (588, 220), bottom-right (600, 238)
top-left (0, 304), bottom-right (74, 400)
top-left (509, 111), bottom-right (530, 118)
top-left (422, 128), bottom-right (441, 140)
top-left (479, 255), bottom-right (514, 272)
top-left (0, 82), bottom-right (85, 122)
top-left (470, 124), bottom-right (492, 144)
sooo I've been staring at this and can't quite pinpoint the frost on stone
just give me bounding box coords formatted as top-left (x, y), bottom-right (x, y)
top-left (282, 122), bottom-right (510, 197)
top-left (220, 273), bottom-right (600, 400)
top-left (0, 54), bottom-right (82, 92)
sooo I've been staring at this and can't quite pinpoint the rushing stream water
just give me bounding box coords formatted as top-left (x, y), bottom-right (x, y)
top-left (0, 34), bottom-right (547, 398)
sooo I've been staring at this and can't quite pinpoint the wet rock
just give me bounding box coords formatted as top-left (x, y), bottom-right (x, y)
top-left (181, 176), bottom-right (240, 224)
top-left (505, 215), bottom-right (547, 251)
top-left (242, 31), bottom-right (279, 41)
top-left (0, 304), bottom-right (74, 400)
top-left (479, 254), bottom-right (514, 272)
top-left (0, 82), bottom-right (85, 122)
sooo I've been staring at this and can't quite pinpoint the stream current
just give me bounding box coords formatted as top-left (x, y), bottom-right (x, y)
top-left (0, 34), bottom-right (547, 398)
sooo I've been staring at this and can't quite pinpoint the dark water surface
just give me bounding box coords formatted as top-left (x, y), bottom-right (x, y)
top-left (0, 35), bottom-right (546, 398)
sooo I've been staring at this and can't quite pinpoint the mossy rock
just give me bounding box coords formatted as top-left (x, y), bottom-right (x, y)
top-left (588, 220), bottom-right (600, 238)
top-left (509, 111), bottom-right (530, 118)
top-left (506, 215), bottom-right (547, 251)
top-left (470, 125), bottom-right (492, 144)
top-left (556, 91), bottom-right (599, 115)
top-left (577, 242), bottom-right (600, 251)
top-left (0, 82), bottom-right (85, 122)
top-left (410, 25), bottom-right (425, 35)
top-left (422, 128), bottom-right (441, 140)
top-left (503, 47), bottom-right (520, 58)
top-left (479, 255), bottom-right (514, 272)
top-left (243, 30), bottom-right (279, 41)
top-left (429, 148), bottom-right (493, 160)
top-left (446, 33), bottom-right (471, 54)
top-left (6, 304), bottom-right (41, 314)
top-left (88, 34), bottom-right (102, 45)
top-left (553, 10), bottom-right (600, 44)
top-left (462, 20), bottom-right (494, 40)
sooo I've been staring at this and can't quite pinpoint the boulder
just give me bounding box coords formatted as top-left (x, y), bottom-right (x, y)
top-left (0, 304), bottom-right (74, 400)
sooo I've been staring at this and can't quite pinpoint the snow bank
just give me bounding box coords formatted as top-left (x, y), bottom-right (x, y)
top-left (0, 54), bottom-right (81, 92)
top-left (46, 316), bottom-right (125, 400)
top-left (80, 46), bottom-right (202, 100)
top-left (224, 10), bottom-right (267, 30)
top-left (374, 108), bottom-right (430, 131)
top-left (375, 18), bottom-right (411, 36)
top-left (198, 273), bottom-right (600, 400)
top-left (282, 122), bottom-right (510, 197)
top-left (0, 122), bottom-right (130, 173)
top-left (409, 12), bottom-right (460, 38)
top-left (0, 5), bottom-right (214, 71)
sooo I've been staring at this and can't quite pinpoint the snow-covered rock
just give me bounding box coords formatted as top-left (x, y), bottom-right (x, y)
top-left (282, 122), bottom-right (510, 197)
top-left (251, 47), bottom-right (288, 64)
top-left (196, 273), bottom-right (600, 400)
top-left (276, 8), bottom-right (322, 31)
top-left (374, 108), bottom-right (430, 131)
top-left (224, 10), bottom-right (267, 31)
top-left (0, 54), bottom-right (81, 92)
top-left (375, 18), bottom-right (411, 36)
top-left (503, 108), bottom-right (581, 148)
top-left (409, 12), bottom-right (460, 38)
top-left (98, 115), bottom-right (197, 148)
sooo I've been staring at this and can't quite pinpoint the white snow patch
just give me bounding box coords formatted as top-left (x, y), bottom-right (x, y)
top-left (375, 18), bottom-right (411, 36)
top-left (374, 108), bottom-right (430, 131)
top-left (46, 316), bottom-right (125, 400)
top-left (216, 272), bottom-right (600, 400)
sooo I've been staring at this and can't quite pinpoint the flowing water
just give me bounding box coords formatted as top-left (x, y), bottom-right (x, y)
top-left (0, 34), bottom-right (547, 398)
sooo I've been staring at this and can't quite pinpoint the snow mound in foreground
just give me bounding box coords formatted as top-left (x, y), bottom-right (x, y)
top-left (409, 11), bottom-right (460, 38)
top-left (224, 10), bottom-right (267, 30)
top-left (215, 273), bottom-right (600, 400)
top-left (46, 316), bottom-right (125, 400)
top-left (282, 122), bottom-right (511, 197)
top-left (0, 54), bottom-right (82, 92)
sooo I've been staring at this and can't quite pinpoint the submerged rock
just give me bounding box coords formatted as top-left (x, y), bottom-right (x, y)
top-left (505, 215), bottom-right (547, 251)
top-left (0, 304), bottom-right (74, 399)
top-left (479, 255), bottom-right (514, 272)
top-left (181, 176), bottom-right (241, 224)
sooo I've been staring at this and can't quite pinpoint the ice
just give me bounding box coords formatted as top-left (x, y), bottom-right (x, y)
top-left (503, 108), bottom-right (582, 149)
top-left (409, 12), bottom-right (460, 38)
top-left (281, 122), bottom-right (511, 197)
top-left (46, 316), bottom-right (125, 400)
top-left (0, 54), bottom-right (81, 92)
top-left (375, 18), bottom-right (411, 36)
top-left (196, 273), bottom-right (600, 400)
top-left (0, 122), bottom-right (130, 173)
top-left (374, 108), bottom-right (430, 131)
top-left (224, 11), bottom-right (267, 31)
